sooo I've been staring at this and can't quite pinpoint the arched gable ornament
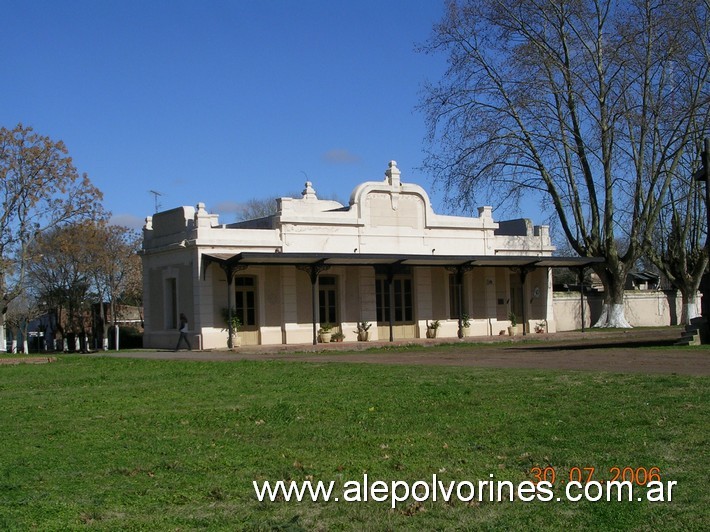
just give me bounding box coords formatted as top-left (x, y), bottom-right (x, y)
top-left (385, 160), bottom-right (401, 211)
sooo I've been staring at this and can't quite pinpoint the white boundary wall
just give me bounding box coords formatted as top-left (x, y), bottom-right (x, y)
top-left (553, 290), bottom-right (700, 330)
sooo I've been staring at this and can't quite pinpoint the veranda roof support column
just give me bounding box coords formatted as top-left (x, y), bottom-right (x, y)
top-left (296, 261), bottom-right (330, 345)
top-left (387, 266), bottom-right (395, 342)
top-left (577, 267), bottom-right (587, 332)
top-left (511, 265), bottom-right (534, 336)
top-left (311, 276), bottom-right (318, 345)
top-left (226, 266), bottom-right (234, 347)
top-left (521, 267), bottom-right (533, 335)
top-left (218, 263), bottom-right (247, 349)
top-left (457, 269), bottom-right (464, 338)
top-left (383, 262), bottom-right (405, 342)
top-left (446, 263), bottom-right (474, 339)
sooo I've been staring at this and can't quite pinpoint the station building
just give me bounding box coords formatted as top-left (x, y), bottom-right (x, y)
top-left (141, 161), bottom-right (591, 349)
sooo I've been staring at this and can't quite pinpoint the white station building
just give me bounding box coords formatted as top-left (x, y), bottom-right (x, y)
top-left (141, 161), bottom-right (594, 349)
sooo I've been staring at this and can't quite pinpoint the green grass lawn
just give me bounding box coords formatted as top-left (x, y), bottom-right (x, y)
top-left (0, 356), bottom-right (707, 530)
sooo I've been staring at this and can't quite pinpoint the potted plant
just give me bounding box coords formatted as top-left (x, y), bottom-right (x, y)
top-left (535, 320), bottom-right (547, 334)
top-left (356, 321), bottom-right (372, 341)
top-left (221, 308), bottom-right (241, 348)
top-left (426, 320), bottom-right (440, 338)
top-left (331, 331), bottom-right (345, 342)
top-left (318, 323), bottom-right (333, 343)
top-left (508, 312), bottom-right (517, 336)
top-left (458, 313), bottom-right (471, 338)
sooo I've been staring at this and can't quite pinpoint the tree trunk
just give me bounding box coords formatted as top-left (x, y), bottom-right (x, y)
top-left (103, 321), bottom-right (110, 350)
top-left (0, 312), bottom-right (5, 353)
top-left (111, 300), bottom-right (119, 351)
top-left (679, 288), bottom-right (701, 326)
top-left (21, 322), bottom-right (29, 354)
top-left (11, 326), bottom-right (19, 352)
top-left (593, 266), bottom-right (632, 328)
top-left (98, 301), bottom-right (108, 350)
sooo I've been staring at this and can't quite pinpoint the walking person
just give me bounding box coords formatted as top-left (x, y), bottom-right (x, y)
top-left (175, 313), bottom-right (192, 351)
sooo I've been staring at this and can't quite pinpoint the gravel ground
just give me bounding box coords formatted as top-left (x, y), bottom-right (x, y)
top-left (80, 328), bottom-right (710, 376)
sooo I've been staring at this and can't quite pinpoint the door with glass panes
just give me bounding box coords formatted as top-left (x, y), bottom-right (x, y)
top-left (375, 274), bottom-right (416, 338)
top-left (318, 276), bottom-right (338, 326)
top-left (235, 276), bottom-right (258, 344)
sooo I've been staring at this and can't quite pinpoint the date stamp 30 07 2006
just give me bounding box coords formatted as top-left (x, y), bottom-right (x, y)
top-left (530, 466), bottom-right (663, 486)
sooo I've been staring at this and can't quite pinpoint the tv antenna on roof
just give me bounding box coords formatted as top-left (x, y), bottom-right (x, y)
top-left (149, 190), bottom-right (163, 213)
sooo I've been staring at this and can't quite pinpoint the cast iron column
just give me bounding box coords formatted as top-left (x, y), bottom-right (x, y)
top-left (297, 262), bottom-right (330, 345)
top-left (577, 267), bottom-right (586, 332)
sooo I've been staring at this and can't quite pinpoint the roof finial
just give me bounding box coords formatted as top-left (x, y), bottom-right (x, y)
top-left (385, 160), bottom-right (401, 187)
top-left (302, 181), bottom-right (317, 200)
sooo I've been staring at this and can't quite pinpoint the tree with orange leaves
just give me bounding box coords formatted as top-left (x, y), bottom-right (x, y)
top-left (0, 124), bottom-right (104, 350)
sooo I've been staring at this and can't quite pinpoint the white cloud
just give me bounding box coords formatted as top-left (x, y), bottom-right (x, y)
top-left (212, 200), bottom-right (244, 216)
top-left (322, 148), bottom-right (361, 164)
top-left (109, 213), bottom-right (145, 230)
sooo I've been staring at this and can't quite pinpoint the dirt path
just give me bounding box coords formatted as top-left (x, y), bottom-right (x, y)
top-left (0, 356), bottom-right (57, 365)
top-left (90, 328), bottom-right (710, 376)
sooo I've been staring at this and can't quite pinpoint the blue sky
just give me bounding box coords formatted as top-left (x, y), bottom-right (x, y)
top-left (1, 1), bottom-right (456, 228)
top-left (3, 0), bottom-right (518, 230)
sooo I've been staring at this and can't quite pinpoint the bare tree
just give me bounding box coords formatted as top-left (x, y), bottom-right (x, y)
top-left (0, 124), bottom-right (104, 349)
top-left (235, 195), bottom-right (285, 221)
top-left (420, 0), bottom-right (710, 326)
top-left (647, 135), bottom-right (709, 324)
top-left (235, 189), bottom-right (345, 221)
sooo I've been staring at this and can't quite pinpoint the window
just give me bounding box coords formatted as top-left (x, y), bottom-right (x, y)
top-left (375, 278), bottom-right (389, 323)
top-left (235, 276), bottom-right (257, 328)
top-left (319, 275), bottom-right (338, 324)
top-left (449, 274), bottom-right (463, 319)
top-left (376, 277), bottom-right (413, 323)
top-left (165, 277), bottom-right (177, 329)
top-left (509, 274), bottom-right (523, 319)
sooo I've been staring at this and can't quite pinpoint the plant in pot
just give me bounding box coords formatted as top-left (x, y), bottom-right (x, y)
top-left (318, 323), bottom-right (333, 343)
top-left (221, 308), bottom-right (241, 349)
top-left (331, 331), bottom-right (345, 342)
top-left (426, 320), bottom-right (440, 338)
top-left (356, 321), bottom-right (371, 341)
top-left (535, 320), bottom-right (547, 334)
top-left (508, 312), bottom-right (518, 336)
top-left (458, 313), bottom-right (471, 338)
